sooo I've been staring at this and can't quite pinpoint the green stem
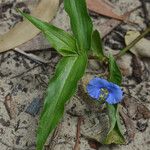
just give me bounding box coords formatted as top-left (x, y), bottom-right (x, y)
top-left (116, 26), bottom-right (150, 58)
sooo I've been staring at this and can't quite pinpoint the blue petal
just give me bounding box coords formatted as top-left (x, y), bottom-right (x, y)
top-left (86, 84), bottom-right (101, 100)
top-left (88, 77), bottom-right (109, 89)
top-left (106, 93), bottom-right (117, 104)
top-left (106, 82), bottom-right (123, 104)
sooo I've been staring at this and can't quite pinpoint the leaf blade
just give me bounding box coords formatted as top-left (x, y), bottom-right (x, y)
top-left (64, 0), bottom-right (93, 52)
top-left (37, 54), bottom-right (87, 150)
top-left (91, 30), bottom-right (105, 60)
top-left (18, 10), bottom-right (77, 56)
top-left (109, 54), bottom-right (122, 85)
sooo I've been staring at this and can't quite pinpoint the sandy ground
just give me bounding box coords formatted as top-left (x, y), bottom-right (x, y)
top-left (0, 0), bottom-right (150, 150)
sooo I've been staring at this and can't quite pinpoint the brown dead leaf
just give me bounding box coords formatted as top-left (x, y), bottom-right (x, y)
top-left (119, 106), bottom-right (136, 142)
top-left (100, 6), bottom-right (140, 38)
top-left (17, 33), bottom-right (50, 52)
top-left (136, 105), bottom-right (150, 119)
top-left (123, 96), bottom-right (139, 119)
top-left (0, 0), bottom-right (59, 53)
top-left (100, 19), bottom-right (121, 38)
top-left (87, 0), bottom-right (125, 21)
top-left (131, 54), bottom-right (142, 83)
top-left (123, 96), bottom-right (150, 120)
top-left (125, 31), bottom-right (150, 58)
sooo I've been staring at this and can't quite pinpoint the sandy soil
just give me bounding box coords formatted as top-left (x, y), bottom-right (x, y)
top-left (0, 0), bottom-right (150, 150)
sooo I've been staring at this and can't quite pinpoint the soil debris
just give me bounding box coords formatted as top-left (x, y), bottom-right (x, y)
top-left (4, 93), bottom-right (16, 119)
top-left (25, 97), bottom-right (42, 117)
top-left (131, 54), bottom-right (142, 83)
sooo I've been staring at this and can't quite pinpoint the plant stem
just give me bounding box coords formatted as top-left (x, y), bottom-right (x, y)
top-left (116, 26), bottom-right (150, 58)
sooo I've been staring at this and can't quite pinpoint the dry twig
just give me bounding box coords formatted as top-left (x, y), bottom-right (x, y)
top-left (14, 48), bottom-right (49, 64)
top-left (73, 117), bottom-right (83, 150)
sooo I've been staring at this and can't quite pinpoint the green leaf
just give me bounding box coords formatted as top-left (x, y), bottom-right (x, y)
top-left (103, 104), bottom-right (125, 144)
top-left (109, 54), bottom-right (122, 85)
top-left (64, 0), bottom-right (93, 52)
top-left (37, 54), bottom-right (87, 150)
top-left (18, 10), bottom-right (77, 56)
top-left (91, 30), bottom-right (105, 60)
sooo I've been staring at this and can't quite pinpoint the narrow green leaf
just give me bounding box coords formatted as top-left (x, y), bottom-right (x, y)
top-left (64, 0), bottom-right (93, 52)
top-left (18, 10), bottom-right (77, 56)
top-left (91, 30), bottom-right (105, 60)
top-left (37, 54), bottom-right (87, 150)
top-left (109, 54), bottom-right (122, 85)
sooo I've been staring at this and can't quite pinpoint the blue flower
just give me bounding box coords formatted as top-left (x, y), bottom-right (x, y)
top-left (86, 77), bottom-right (123, 104)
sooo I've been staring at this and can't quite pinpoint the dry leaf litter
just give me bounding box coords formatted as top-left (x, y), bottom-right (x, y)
top-left (0, 0), bottom-right (150, 150)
